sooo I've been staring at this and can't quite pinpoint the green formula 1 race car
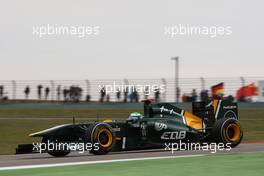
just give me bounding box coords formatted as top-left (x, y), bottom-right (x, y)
top-left (16, 100), bottom-right (243, 157)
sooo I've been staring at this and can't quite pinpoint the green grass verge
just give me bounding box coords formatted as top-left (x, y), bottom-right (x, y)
top-left (0, 107), bottom-right (263, 154)
top-left (1, 152), bottom-right (264, 176)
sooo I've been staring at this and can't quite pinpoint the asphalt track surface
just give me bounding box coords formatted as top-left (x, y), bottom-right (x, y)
top-left (0, 143), bottom-right (263, 168)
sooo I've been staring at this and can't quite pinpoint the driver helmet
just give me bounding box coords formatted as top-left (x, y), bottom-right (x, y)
top-left (128, 112), bottom-right (142, 121)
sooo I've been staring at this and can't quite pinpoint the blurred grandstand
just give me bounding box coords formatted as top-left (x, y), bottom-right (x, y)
top-left (0, 77), bottom-right (263, 103)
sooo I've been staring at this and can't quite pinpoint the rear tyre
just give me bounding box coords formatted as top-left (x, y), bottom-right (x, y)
top-left (212, 118), bottom-right (243, 147)
top-left (85, 123), bottom-right (116, 155)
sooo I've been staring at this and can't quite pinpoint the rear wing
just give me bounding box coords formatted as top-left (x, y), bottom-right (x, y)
top-left (213, 100), bottom-right (238, 119)
top-left (192, 100), bottom-right (238, 121)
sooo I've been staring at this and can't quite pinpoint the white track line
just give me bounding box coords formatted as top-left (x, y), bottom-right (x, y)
top-left (0, 154), bottom-right (205, 171)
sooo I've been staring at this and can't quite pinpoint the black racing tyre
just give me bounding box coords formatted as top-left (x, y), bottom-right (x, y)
top-left (48, 150), bottom-right (70, 157)
top-left (84, 123), bottom-right (116, 155)
top-left (44, 138), bottom-right (71, 157)
top-left (212, 118), bottom-right (243, 148)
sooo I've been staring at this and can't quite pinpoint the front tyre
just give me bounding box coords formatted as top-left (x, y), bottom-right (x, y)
top-left (85, 123), bottom-right (116, 155)
top-left (48, 150), bottom-right (70, 157)
top-left (44, 139), bottom-right (71, 157)
top-left (212, 118), bottom-right (243, 147)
